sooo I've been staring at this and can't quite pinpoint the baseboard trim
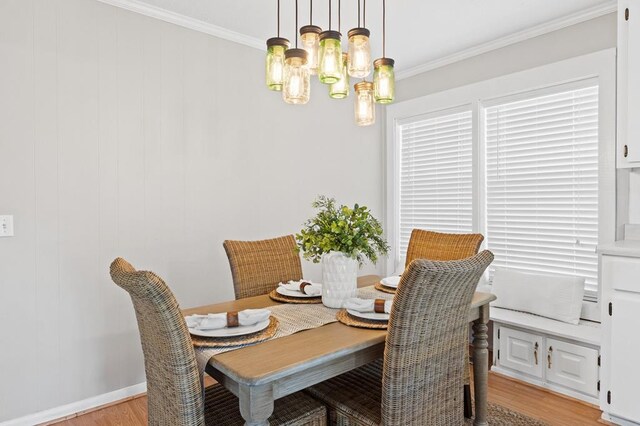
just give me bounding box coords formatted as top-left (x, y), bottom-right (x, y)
top-left (0, 382), bottom-right (147, 426)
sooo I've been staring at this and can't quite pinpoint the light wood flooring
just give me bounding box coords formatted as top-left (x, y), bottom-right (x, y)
top-left (46, 371), bottom-right (604, 426)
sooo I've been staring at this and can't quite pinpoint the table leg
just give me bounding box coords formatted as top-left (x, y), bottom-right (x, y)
top-left (472, 304), bottom-right (490, 426)
top-left (239, 383), bottom-right (274, 426)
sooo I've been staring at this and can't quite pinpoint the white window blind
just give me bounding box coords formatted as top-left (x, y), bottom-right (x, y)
top-left (398, 110), bottom-right (473, 258)
top-left (485, 85), bottom-right (599, 293)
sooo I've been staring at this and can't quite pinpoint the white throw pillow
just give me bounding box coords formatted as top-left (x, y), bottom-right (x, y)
top-left (491, 268), bottom-right (585, 325)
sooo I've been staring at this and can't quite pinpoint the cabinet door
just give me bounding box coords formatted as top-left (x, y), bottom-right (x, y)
top-left (546, 338), bottom-right (599, 397)
top-left (498, 327), bottom-right (543, 378)
top-left (610, 291), bottom-right (640, 421)
top-left (619, 0), bottom-right (640, 165)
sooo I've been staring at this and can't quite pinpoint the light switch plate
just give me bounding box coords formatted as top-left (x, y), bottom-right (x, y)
top-left (0, 215), bottom-right (14, 237)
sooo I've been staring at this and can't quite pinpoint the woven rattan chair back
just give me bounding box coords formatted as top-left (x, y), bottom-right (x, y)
top-left (404, 229), bottom-right (484, 268)
top-left (224, 234), bottom-right (303, 299)
top-left (382, 250), bottom-right (494, 425)
top-left (110, 258), bottom-right (204, 426)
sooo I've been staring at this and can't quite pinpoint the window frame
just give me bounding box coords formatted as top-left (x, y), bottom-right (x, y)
top-left (385, 49), bottom-right (617, 306)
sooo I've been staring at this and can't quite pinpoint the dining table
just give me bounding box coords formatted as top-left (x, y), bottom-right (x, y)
top-left (183, 275), bottom-right (497, 426)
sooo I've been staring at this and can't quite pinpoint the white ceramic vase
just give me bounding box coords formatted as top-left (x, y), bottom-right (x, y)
top-left (321, 251), bottom-right (359, 308)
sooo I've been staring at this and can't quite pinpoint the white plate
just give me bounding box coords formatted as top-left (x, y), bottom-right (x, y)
top-left (380, 275), bottom-right (401, 288)
top-left (276, 286), bottom-right (321, 298)
top-left (188, 318), bottom-right (271, 338)
top-left (347, 309), bottom-right (390, 321)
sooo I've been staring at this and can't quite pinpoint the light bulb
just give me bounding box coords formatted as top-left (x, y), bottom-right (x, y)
top-left (283, 48), bottom-right (310, 105)
top-left (300, 25), bottom-right (322, 75)
top-left (354, 81), bottom-right (375, 126)
top-left (265, 38), bottom-right (290, 91)
top-left (347, 28), bottom-right (371, 78)
top-left (318, 30), bottom-right (343, 84)
top-left (373, 58), bottom-right (395, 104)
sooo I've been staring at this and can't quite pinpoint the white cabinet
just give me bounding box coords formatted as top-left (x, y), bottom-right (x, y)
top-left (618, 0), bottom-right (640, 167)
top-left (600, 252), bottom-right (640, 424)
top-left (493, 323), bottom-right (600, 404)
top-left (546, 338), bottom-right (599, 397)
top-left (498, 327), bottom-right (543, 378)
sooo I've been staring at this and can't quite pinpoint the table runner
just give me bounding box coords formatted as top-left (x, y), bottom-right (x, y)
top-left (194, 285), bottom-right (394, 373)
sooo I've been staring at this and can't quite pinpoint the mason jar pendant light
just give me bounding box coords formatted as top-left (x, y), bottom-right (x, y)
top-left (374, 0), bottom-right (395, 103)
top-left (318, 0), bottom-right (342, 84)
top-left (354, 81), bottom-right (375, 126)
top-left (265, 0), bottom-right (290, 91)
top-left (299, 0), bottom-right (321, 75)
top-left (347, 0), bottom-right (371, 78)
top-left (329, 53), bottom-right (349, 99)
top-left (283, 0), bottom-right (310, 104)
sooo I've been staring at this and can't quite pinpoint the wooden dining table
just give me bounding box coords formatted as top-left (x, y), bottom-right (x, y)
top-left (183, 276), bottom-right (497, 426)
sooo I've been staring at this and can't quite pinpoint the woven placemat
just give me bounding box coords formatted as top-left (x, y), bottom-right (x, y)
top-left (374, 282), bottom-right (396, 294)
top-left (269, 289), bottom-right (322, 304)
top-left (336, 309), bottom-right (388, 330)
top-left (191, 316), bottom-right (279, 348)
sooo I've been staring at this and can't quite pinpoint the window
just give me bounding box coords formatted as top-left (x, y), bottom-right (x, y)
top-left (386, 49), bottom-right (616, 299)
top-left (398, 110), bottom-right (473, 258)
top-left (485, 85), bottom-right (599, 293)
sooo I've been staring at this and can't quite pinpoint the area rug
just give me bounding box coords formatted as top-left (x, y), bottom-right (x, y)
top-left (465, 402), bottom-right (550, 425)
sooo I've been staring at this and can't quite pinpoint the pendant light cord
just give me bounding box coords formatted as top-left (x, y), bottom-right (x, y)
top-left (295, 0), bottom-right (299, 47)
top-left (363, 0), bottom-right (366, 28)
top-left (277, 0), bottom-right (280, 37)
top-left (328, 0), bottom-right (332, 30)
top-left (310, 0), bottom-right (313, 24)
top-left (357, 0), bottom-right (361, 28)
top-left (338, 0), bottom-right (341, 33)
top-left (382, 0), bottom-right (385, 57)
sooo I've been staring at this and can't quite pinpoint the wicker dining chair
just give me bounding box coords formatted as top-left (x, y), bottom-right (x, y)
top-left (404, 229), bottom-right (484, 417)
top-left (306, 251), bottom-right (494, 426)
top-left (404, 229), bottom-right (484, 269)
top-left (224, 234), bottom-right (303, 300)
top-left (110, 257), bottom-right (326, 426)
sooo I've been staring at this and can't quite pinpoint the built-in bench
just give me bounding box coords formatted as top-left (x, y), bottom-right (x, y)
top-left (490, 306), bottom-right (601, 405)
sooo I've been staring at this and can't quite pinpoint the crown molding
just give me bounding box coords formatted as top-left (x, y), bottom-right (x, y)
top-left (396, 1), bottom-right (617, 80)
top-left (96, 0), bottom-right (264, 50)
top-left (97, 0), bottom-right (616, 81)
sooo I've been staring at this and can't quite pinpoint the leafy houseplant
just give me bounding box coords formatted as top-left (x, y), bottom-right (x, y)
top-left (296, 196), bottom-right (389, 308)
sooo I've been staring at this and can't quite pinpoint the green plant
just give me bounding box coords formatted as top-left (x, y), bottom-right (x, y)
top-left (296, 196), bottom-right (389, 265)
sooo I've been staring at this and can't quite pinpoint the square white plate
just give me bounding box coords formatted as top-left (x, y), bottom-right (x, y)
top-left (347, 309), bottom-right (390, 321)
top-left (187, 318), bottom-right (270, 338)
top-left (380, 275), bottom-right (401, 288)
top-left (276, 286), bottom-right (321, 298)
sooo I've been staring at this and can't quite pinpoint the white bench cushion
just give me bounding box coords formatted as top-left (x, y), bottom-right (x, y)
top-left (491, 268), bottom-right (585, 325)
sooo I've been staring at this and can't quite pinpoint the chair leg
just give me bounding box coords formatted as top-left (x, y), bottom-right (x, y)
top-left (464, 384), bottom-right (473, 419)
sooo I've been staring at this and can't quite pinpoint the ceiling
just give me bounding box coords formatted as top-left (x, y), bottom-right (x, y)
top-left (119, 0), bottom-right (615, 74)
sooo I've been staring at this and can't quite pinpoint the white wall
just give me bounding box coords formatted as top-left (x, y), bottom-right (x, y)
top-left (0, 0), bottom-right (383, 421)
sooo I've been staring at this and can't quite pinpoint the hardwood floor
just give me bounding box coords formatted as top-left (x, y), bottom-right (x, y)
top-left (46, 372), bottom-right (603, 425)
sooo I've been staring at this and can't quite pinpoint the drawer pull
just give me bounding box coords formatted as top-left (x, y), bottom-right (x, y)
top-left (534, 342), bottom-right (539, 365)
top-left (547, 346), bottom-right (553, 369)
top-left (624, 144), bottom-right (629, 158)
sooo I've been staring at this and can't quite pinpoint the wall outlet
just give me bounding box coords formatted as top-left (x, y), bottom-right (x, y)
top-left (0, 215), bottom-right (14, 237)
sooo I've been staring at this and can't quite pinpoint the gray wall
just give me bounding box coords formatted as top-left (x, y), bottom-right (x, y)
top-left (0, 0), bottom-right (383, 421)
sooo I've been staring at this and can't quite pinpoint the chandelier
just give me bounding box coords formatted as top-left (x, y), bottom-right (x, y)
top-left (265, 0), bottom-right (395, 126)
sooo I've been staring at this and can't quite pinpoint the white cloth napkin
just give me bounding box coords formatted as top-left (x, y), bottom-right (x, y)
top-left (185, 309), bottom-right (271, 330)
top-left (344, 298), bottom-right (393, 314)
top-left (381, 275), bottom-right (401, 287)
top-left (278, 280), bottom-right (322, 296)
